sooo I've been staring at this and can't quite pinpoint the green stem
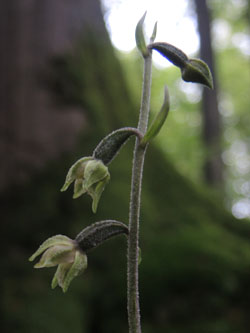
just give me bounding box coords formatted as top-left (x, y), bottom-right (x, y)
top-left (127, 53), bottom-right (152, 332)
top-left (138, 55), bottom-right (153, 134)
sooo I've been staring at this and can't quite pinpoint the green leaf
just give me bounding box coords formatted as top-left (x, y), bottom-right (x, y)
top-left (141, 86), bottom-right (170, 145)
top-left (150, 21), bottom-right (157, 43)
top-left (135, 12), bottom-right (149, 57)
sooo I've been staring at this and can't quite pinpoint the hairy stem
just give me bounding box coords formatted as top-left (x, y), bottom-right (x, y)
top-left (127, 53), bottom-right (152, 332)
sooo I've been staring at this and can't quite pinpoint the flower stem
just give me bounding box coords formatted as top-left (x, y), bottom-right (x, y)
top-left (127, 52), bottom-right (152, 332)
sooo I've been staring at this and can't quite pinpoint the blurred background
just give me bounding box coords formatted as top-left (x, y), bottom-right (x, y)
top-left (1, 0), bottom-right (250, 332)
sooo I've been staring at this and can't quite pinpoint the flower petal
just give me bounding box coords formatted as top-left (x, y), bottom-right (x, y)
top-left (61, 157), bottom-right (93, 192)
top-left (73, 179), bottom-right (87, 199)
top-left (51, 263), bottom-right (71, 289)
top-left (88, 177), bottom-right (109, 213)
top-left (29, 235), bottom-right (73, 262)
top-left (34, 245), bottom-right (74, 268)
top-left (62, 251), bottom-right (87, 292)
top-left (84, 160), bottom-right (109, 189)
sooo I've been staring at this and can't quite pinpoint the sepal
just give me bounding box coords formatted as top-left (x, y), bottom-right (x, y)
top-left (52, 251), bottom-right (87, 292)
top-left (61, 157), bottom-right (93, 192)
top-left (29, 235), bottom-right (74, 264)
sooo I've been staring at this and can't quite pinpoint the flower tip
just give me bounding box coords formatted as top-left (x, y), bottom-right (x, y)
top-left (62, 286), bottom-right (68, 293)
top-left (51, 276), bottom-right (58, 289)
top-left (60, 184), bottom-right (68, 192)
top-left (34, 262), bottom-right (43, 268)
top-left (73, 193), bottom-right (81, 199)
top-left (91, 192), bottom-right (101, 214)
top-left (92, 204), bottom-right (97, 214)
top-left (135, 11), bottom-right (149, 57)
top-left (29, 251), bottom-right (40, 262)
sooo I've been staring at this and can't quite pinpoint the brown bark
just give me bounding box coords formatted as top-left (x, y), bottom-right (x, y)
top-left (0, 0), bottom-right (108, 191)
top-left (194, 0), bottom-right (223, 186)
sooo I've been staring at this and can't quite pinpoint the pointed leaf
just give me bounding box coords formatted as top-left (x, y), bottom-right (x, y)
top-left (141, 86), bottom-right (170, 145)
top-left (135, 12), bottom-right (149, 57)
top-left (150, 21), bottom-right (157, 43)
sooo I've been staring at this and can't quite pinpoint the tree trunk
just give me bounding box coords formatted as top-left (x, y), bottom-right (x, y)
top-left (0, 0), bottom-right (108, 191)
top-left (194, 0), bottom-right (223, 186)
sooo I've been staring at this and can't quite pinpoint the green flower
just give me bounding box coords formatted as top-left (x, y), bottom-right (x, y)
top-left (29, 235), bottom-right (87, 292)
top-left (61, 157), bottom-right (110, 213)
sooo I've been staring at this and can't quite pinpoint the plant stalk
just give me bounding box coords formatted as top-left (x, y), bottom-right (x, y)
top-left (127, 52), bottom-right (152, 333)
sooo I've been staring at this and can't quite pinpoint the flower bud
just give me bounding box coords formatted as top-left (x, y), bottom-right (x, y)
top-left (181, 58), bottom-right (213, 89)
top-left (149, 42), bottom-right (213, 89)
top-left (61, 157), bottom-right (110, 213)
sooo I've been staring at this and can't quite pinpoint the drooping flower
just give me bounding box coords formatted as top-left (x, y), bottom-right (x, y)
top-left (29, 235), bottom-right (87, 292)
top-left (61, 157), bottom-right (110, 213)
